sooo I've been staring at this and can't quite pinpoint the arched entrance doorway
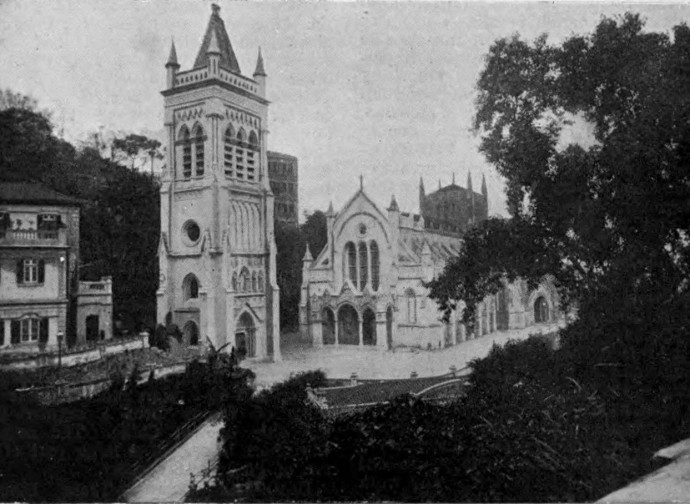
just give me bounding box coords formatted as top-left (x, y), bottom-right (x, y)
top-left (236, 312), bottom-right (256, 358)
top-left (534, 296), bottom-right (549, 323)
top-left (362, 307), bottom-right (376, 346)
top-left (183, 320), bottom-right (199, 346)
top-left (386, 306), bottom-right (393, 349)
top-left (322, 308), bottom-right (335, 345)
top-left (337, 304), bottom-right (358, 345)
top-left (86, 315), bottom-right (99, 342)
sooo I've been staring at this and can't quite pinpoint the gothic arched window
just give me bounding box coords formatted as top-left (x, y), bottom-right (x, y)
top-left (224, 124), bottom-right (235, 178)
top-left (247, 131), bottom-right (258, 182)
top-left (344, 242), bottom-right (357, 287)
top-left (235, 128), bottom-right (246, 180)
top-left (232, 272), bottom-right (238, 292)
top-left (240, 267), bottom-right (250, 292)
top-left (183, 274), bottom-right (200, 300)
top-left (358, 241), bottom-right (368, 290)
top-left (179, 126), bottom-right (191, 179)
top-left (370, 241), bottom-right (380, 291)
top-left (192, 124), bottom-right (204, 177)
top-left (251, 271), bottom-right (257, 292)
top-left (258, 271), bottom-right (264, 292)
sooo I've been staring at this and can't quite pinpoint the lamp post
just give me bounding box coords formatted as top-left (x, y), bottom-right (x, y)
top-left (57, 331), bottom-right (64, 374)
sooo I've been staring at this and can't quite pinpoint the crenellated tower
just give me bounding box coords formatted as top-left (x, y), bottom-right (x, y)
top-left (157, 3), bottom-right (280, 361)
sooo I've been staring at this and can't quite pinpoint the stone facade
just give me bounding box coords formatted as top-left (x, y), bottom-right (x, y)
top-left (268, 151), bottom-right (299, 225)
top-left (0, 183), bottom-right (81, 350)
top-left (300, 184), bottom-right (559, 350)
top-left (76, 277), bottom-right (113, 342)
top-left (157, 4), bottom-right (280, 360)
top-left (420, 172), bottom-right (488, 234)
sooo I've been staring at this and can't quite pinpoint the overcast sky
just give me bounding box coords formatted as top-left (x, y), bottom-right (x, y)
top-left (1, 0), bottom-right (687, 218)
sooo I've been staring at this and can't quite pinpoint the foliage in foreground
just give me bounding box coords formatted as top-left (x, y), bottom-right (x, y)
top-left (188, 335), bottom-right (681, 502)
top-left (0, 356), bottom-right (253, 502)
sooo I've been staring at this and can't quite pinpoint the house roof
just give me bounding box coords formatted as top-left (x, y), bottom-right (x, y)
top-left (0, 183), bottom-right (82, 206)
top-left (317, 375), bottom-right (466, 410)
top-left (193, 4), bottom-right (242, 73)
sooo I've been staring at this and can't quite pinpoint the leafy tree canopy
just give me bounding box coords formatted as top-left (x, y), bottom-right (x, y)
top-left (428, 14), bottom-right (690, 323)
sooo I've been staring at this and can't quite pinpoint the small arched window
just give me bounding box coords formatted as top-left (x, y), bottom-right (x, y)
top-left (405, 288), bottom-right (417, 324)
top-left (232, 272), bottom-right (238, 292)
top-left (258, 271), bottom-right (264, 292)
top-left (251, 271), bottom-right (257, 292)
top-left (192, 124), bottom-right (204, 176)
top-left (183, 274), bottom-right (200, 300)
top-left (358, 241), bottom-right (368, 290)
top-left (370, 241), bottom-right (380, 291)
top-left (179, 126), bottom-right (191, 178)
top-left (224, 124), bottom-right (236, 178)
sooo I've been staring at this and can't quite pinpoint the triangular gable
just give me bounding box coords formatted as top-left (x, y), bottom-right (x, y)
top-left (333, 189), bottom-right (389, 241)
top-left (158, 232), bottom-right (170, 256)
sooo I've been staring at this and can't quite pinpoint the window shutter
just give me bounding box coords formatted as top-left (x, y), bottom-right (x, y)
top-left (16, 260), bottom-right (23, 284)
top-left (0, 320), bottom-right (4, 346)
top-left (37, 214), bottom-right (44, 229)
top-left (11, 320), bottom-right (20, 344)
top-left (39, 318), bottom-right (49, 343)
top-left (38, 260), bottom-right (45, 283)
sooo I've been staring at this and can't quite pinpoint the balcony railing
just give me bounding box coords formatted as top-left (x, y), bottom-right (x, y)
top-left (0, 229), bottom-right (63, 245)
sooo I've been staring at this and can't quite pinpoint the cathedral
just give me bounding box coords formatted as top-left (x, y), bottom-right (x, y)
top-left (299, 178), bottom-right (560, 350)
top-left (157, 4), bottom-right (280, 361)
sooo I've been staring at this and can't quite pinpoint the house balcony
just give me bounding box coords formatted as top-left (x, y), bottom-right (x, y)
top-left (0, 229), bottom-right (67, 247)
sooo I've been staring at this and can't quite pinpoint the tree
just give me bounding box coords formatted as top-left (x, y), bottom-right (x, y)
top-left (112, 133), bottom-right (163, 174)
top-left (274, 220), bottom-right (305, 329)
top-left (427, 13), bottom-right (690, 406)
top-left (301, 210), bottom-right (328, 259)
top-left (429, 14), bottom-right (690, 320)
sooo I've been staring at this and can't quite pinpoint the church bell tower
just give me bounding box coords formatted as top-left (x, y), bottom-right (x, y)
top-left (157, 4), bottom-right (280, 360)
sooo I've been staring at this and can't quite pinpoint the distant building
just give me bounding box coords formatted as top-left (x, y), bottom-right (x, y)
top-left (300, 181), bottom-right (560, 350)
top-left (77, 277), bottom-right (113, 342)
top-left (267, 151), bottom-right (299, 225)
top-left (420, 172), bottom-right (488, 234)
top-left (157, 4), bottom-right (280, 360)
top-left (0, 183), bottom-right (81, 350)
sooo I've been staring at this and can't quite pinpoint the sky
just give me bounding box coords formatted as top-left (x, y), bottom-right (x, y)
top-left (1, 0), bottom-right (688, 218)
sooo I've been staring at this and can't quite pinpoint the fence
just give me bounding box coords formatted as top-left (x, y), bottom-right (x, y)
top-left (121, 411), bottom-right (219, 501)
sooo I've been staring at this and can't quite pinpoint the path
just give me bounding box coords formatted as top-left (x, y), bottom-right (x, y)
top-left (122, 322), bottom-right (561, 502)
top-left (248, 322), bottom-right (562, 387)
top-left (121, 415), bottom-right (223, 502)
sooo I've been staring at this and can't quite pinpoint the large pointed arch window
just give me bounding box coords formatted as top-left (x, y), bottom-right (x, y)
top-left (235, 128), bottom-right (246, 180)
top-left (344, 242), bottom-right (357, 286)
top-left (224, 124), bottom-right (236, 177)
top-left (247, 131), bottom-right (258, 182)
top-left (179, 126), bottom-right (192, 178)
top-left (370, 241), bottom-right (380, 291)
top-left (192, 124), bottom-right (205, 176)
top-left (405, 288), bottom-right (417, 324)
top-left (358, 242), bottom-right (368, 290)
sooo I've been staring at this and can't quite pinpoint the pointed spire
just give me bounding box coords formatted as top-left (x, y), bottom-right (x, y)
top-left (467, 170), bottom-right (473, 192)
top-left (481, 172), bottom-right (487, 196)
top-left (254, 47), bottom-right (266, 76)
top-left (207, 29), bottom-right (221, 55)
top-left (193, 3), bottom-right (241, 73)
top-left (359, 175), bottom-right (364, 191)
top-left (438, 179), bottom-right (442, 190)
top-left (166, 40), bottom-right (179, 68)
top-left (326, 201), bottom-right (334, 217)
top-left (388, 194), bottom-right (399, 212)
top-left (419, 176), bottom-right (425, 193)
top-left (452, 173), bottom-right (456, 185)
top-left (303, 243), bottom-right (313, 262)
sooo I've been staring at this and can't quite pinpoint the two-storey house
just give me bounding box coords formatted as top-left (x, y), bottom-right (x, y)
top-left (0, 183), bottom-right (81, 351)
